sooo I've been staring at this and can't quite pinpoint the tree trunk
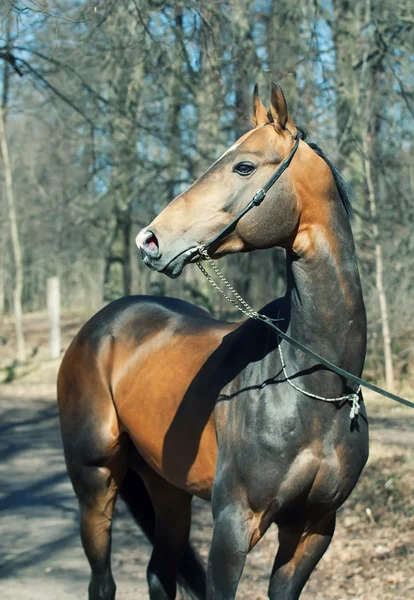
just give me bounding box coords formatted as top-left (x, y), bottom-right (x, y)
top-left (121, 211), bottom-right (131, 297)
top-left (0, 235), bottom-right (6, 314)
top-left (362, 135), bottom-right (395, 391)
top-left (332, 0), bottom-right (361, 168)
top-left (0, 106), bottom-right (27, 362)
top-left (232, 0), bottom-right (258, 138)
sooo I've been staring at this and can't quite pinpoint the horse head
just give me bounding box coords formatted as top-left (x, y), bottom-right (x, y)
top-left (136, 83), bottom-right (335, 278)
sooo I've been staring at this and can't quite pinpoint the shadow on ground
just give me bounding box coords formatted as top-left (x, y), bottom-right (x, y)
top-left (0, 393), bottom-right (153, 599)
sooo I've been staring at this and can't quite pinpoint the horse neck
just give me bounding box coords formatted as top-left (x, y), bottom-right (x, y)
top-left (283, 204), bottom-right (367, 379)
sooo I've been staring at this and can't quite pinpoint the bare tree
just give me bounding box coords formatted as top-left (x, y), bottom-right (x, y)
top-left (0, 14), bottom-right (26, 361)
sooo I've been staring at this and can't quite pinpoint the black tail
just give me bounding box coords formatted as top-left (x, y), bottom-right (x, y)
top-left (119, 469), bottom-right (206, 599)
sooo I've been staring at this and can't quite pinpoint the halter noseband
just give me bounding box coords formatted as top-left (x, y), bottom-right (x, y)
top-left (201, 131), bottom-right (302, 253)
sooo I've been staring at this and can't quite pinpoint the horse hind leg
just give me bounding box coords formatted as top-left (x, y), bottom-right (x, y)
top-left (58, 382), bottom-right (127, 600)
top-left (127, 456), bottom-right (206, 600)
top-left (78, 464), bottom-right (123, 599)
top-left (268, 512), bottom-right (336, 600)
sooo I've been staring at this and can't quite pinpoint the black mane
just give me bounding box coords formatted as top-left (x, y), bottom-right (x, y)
top-left (297, 128), bottom-right (355, 219)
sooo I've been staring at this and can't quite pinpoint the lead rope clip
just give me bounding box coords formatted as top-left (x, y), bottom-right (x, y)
top-left (349, 393), bottom-right (360, 420)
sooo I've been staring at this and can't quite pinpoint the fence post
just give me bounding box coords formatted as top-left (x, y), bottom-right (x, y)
top-left (47, 276), bottom-right (60, 359)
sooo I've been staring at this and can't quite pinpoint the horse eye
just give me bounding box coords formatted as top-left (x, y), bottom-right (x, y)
top-left (234, 162), bottom-right (255, 176)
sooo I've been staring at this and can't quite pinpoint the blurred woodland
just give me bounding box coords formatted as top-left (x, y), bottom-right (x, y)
top-left (0, 0), bottom-right (413, 388)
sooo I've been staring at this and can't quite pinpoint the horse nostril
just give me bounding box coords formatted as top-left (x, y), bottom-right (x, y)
top-left (146, 233), bottom-right (159, 253)
top-left (136, 229), bottom-right (160, 259)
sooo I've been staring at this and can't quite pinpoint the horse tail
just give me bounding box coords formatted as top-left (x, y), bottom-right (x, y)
top-left (119, 469), bottom-right (206, 599)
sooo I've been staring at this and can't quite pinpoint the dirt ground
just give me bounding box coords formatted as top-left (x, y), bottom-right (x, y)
top-left (0, 311), bottom-right (413, 599)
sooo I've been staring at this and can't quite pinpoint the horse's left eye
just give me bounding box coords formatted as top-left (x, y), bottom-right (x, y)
top-left (234, 162), bottom-right (255, 176)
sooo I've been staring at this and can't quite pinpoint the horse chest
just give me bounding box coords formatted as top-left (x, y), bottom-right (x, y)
top-left (215, 385), bottom-right (305, 478)
top-left (213, 386), bottom-right (361, 514)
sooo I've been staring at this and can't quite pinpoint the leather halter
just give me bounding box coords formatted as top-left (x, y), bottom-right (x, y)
top-left (203, 132), bottom-right (301, 252)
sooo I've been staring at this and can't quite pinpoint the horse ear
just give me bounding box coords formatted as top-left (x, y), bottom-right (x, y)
top-left (269, 82), bottom-right (297, 136)
top-left (252, 84), bottom-right (271, 127)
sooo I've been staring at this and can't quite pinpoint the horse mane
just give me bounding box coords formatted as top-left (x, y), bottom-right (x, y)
top-left (296, 127), bottom-right (356, 220)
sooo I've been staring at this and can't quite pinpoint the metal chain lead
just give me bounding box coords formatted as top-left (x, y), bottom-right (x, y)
top-left (197, 244), bottom-right (360, 419)
top-left (197, 245), bottom-right (282, 322)
top-left (197, 245), bottom-right (260, 317)
top-left (197, 261), bottom-right (257, 317)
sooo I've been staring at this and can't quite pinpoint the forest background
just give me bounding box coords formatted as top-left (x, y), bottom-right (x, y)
top-left (0, 0), bottom-right (413, 391)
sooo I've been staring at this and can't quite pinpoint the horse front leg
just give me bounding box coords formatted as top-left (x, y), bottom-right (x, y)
top-left (268, 512), bottom-right (336, 600)
top-left (207, 477), bottom-right (259, 600)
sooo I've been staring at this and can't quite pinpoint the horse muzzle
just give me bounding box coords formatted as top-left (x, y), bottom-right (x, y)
top-left (136, 228), bottom-right (199, 278)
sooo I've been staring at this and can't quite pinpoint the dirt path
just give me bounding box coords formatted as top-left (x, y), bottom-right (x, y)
top-left (0, 390), bottom-right (154, 599)
top-left (0, 384), bottom-right (412, 599)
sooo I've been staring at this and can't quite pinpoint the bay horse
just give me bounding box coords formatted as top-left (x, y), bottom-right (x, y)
top-left (58, 83), bottom-right (369, 600)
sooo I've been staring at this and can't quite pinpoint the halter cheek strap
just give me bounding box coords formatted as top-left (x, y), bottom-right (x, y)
top-left (203, 133), bottom-right (301, 252)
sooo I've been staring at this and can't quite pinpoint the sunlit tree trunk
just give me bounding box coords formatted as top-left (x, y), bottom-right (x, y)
top-left (0, 106), bottom-right (27, 362)
top-left (1, 14), bottom-right (26, 361)
top-left (0, 236), bottom-right (5, 314)
top-left (358, 0), bottom-right (395, 391)
top-left (362, 135), bottom-right (395, 390)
